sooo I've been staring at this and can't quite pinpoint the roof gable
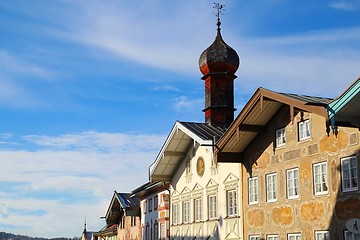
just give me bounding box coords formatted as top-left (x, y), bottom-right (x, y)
top-left (216, 87), bottom-right (331, 162)
top-left (150, 121), bottom-right (224, 182)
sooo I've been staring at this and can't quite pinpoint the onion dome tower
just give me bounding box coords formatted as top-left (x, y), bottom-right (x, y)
top-left (198, 4), bottom-right (240, 129)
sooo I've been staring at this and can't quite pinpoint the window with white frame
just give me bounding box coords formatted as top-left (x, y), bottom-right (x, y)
top-left (208, 195), bottom-right (217, 220)
top-left (313, 162), bottom-right (328, 195)
top-left (344, 230), bottom-right (360, 240)
top-left (266, 173), bottom-right (277, 202)
top-left (315, 231), bottom-right (329, 240)
top-left (288, 233), bottom-right (301, 240)
top-left (248, 177), bottom-right (259, 204)
top-left (298, 119), bottom-right (311, 141)
top-left (183, 200), bottom-right (190, 223)
top-left (276, 127), bottom-right (286, 147)
top-left (249, 235), bottom-right (260, 240)
top-left (287, 168), bottom-right (300, 199)
top-left (341, 155), bottom-right (358, 192)
top-left (267, 235), bottom-right (279, 240)
top-left (194, 198), bottom-right (202, 222)
top-left (172, 203), bottom-right (179, 225)
top-left (227, 189), bottom-right (237, 217)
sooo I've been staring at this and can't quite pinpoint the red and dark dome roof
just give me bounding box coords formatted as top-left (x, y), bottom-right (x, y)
top-left (199, 24), bottom-right (240, 76)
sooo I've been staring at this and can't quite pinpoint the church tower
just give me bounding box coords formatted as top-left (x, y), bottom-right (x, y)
top-left (198, 4), bottom-right (240, 129)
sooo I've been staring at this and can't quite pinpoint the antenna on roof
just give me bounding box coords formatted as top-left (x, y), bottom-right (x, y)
top-left (213, 2), bottom-right (225, 30)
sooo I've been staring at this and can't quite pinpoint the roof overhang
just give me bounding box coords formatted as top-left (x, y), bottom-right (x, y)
top-left (216, 87), bottom-right (329, 163)
top-left (149, 121), bottom-right (214, 182)
top-left (327, 77), bottom-right (360, 129)
top-left (104, 192), bottom-right (122, 225)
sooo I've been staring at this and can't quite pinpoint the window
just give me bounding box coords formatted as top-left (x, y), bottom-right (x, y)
top-left (299, 119), bottom-right (311, 141)
top-left (131, 216), bottom-right (136, 226)
top-left (146, 224), bottom-right (150, 240)
top-left (249, 235), bottom-right (260, 240)
top-left (154, 222), bottom-right (158, 240)
top-left (344, 230), bottom-right (360, 240)
top-left (172, 203), bottom-right (179, 224)
top-left (227, 189), bottom-right (237, 216)
top-left (276, 128), bottom-right (286, 147)
top-left (194, 198), bottom-right (202, 222)
top-left (248, 177), bottom-right (259, 204)
top-left (148, 198), bottom-right (153, 212)
top-left (183, 200), bottom-right (190, 223)
top-left (288, 233), bottom-right (301, 240)
top-left (266, 173), bottom-right (277, 202)
top-left (208, 195), bottom-right (217, 220)
top-left (315, 231), bottom-right (329, 240)
top-left (154, 195), bottom-right (158, 210)
top-left (313, 162), bottom-right (328, 195)
top-left (287, 168), bottom-right (300, 199)
top-left (341, 156), bottom-right (358, 192)
top-left (267, 235), bottom-right (279, 240)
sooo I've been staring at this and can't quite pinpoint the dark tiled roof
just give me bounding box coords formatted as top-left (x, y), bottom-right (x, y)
top-left (279, 92), bottom-right (333, 105)
top-left (116, 192), bottom-right (140, 208)
top-left (179, 122), bottom-right (225, 140)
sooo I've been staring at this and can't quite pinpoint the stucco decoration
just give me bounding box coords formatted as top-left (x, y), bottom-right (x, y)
top-left (247, 209), bottom-right (265, 227)
top-left (335, 197), bottom-right (360, 220)
top-left (253, 152), bottom-right (270, 170)
top-left (319, 130), bottom-right (348, 153)
top-left (300, 201), bottom-right (325, 223)
top-left (330, 159), bottom-right (338, 192)
top-left (271, 205), bottom-right (293, 226)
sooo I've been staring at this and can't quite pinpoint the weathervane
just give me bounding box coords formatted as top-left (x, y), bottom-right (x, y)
top-left (213, 3), bottom-right (225, 30)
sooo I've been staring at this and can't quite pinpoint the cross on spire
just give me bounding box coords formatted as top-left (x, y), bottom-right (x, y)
top-left (213, 3), bottom-right (225, 30)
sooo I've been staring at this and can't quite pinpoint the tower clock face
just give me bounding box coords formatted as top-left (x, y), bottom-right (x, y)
top-left (196, 157), bottom-right (205, 177)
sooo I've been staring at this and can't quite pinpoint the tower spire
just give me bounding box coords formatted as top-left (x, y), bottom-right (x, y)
top-left (198, 3), bottom-right (240, 129)
top-left (213, 3), bottom-right (225, 32)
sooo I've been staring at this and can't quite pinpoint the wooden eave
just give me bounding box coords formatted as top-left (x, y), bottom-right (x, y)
top-left (149, 122), bottom-right (215, 182)
top-left (216, 87), bottom-right (329, 163)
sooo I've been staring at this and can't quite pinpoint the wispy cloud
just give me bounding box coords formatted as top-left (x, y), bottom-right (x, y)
top-left (173, 96), bottom-right (203, 112)
top-left (0, 50), bottom-right (51, 79)
top-left (152, 85), bottom-right (181, 92)
top-left (329, 0), bottom-right (360, 11)
top-left (234, 27), bottom-right (360, 97)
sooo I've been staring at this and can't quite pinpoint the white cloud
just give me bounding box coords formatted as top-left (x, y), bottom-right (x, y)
top-left (0, 131), bottom-right (166, 237)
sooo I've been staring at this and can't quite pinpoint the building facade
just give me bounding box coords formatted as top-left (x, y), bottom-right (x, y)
top-left (96, 192), bottom-right (141, 240)
top-left (150, 121), bottom-right (244, 240)
top-left (216, 80), bottom-right (360, 240)
top-left (131, 181), bottom-right (170, 240)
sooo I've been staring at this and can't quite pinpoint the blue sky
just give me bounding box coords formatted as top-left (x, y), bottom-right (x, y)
top-left (1, 0), bottom-right (360, 238)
